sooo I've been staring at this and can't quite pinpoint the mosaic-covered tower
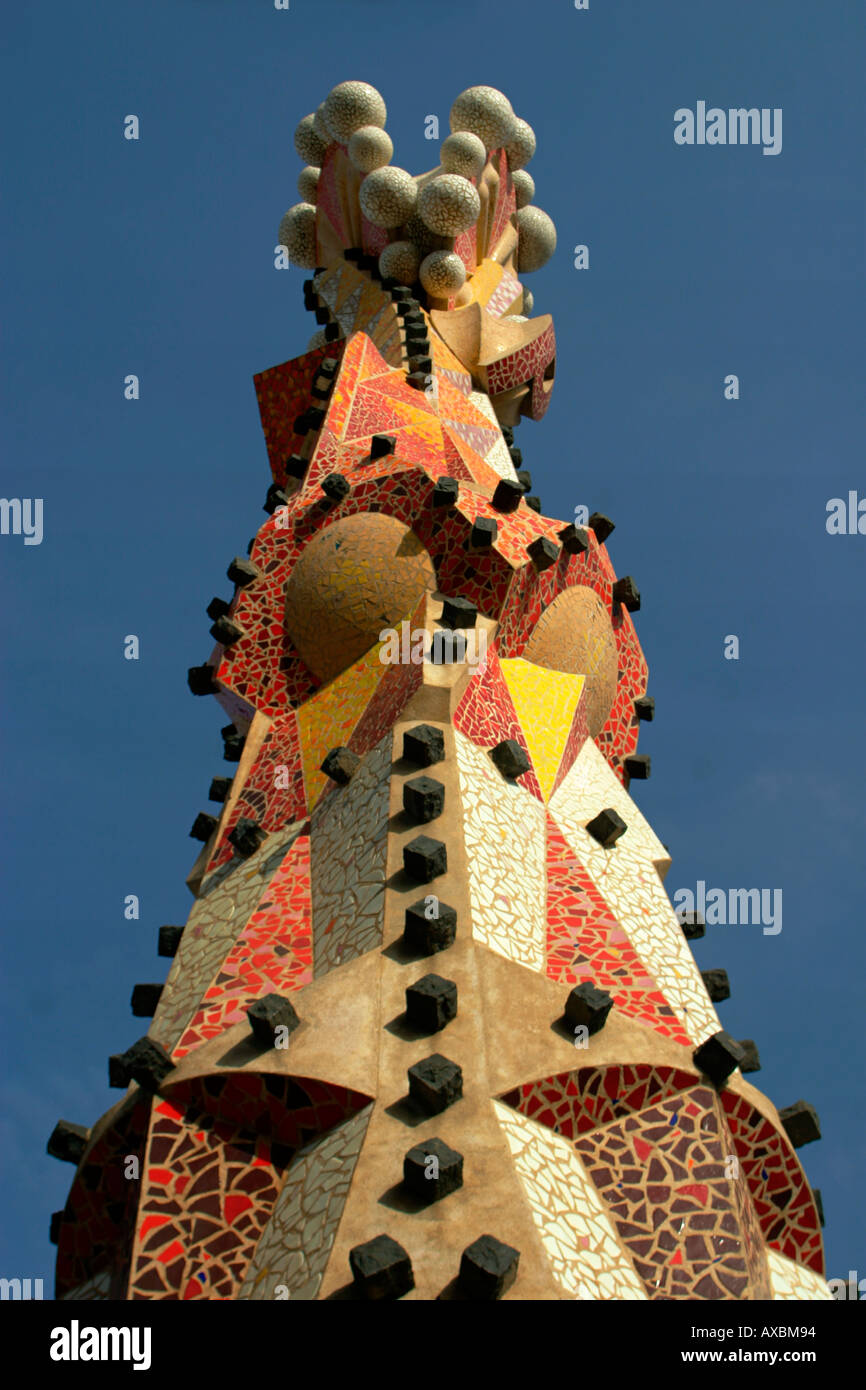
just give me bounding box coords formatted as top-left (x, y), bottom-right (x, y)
top-left (51, 81), bottom-right (830, 1302)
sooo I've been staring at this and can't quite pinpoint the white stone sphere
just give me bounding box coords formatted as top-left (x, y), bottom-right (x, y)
top-left (450, 85), bottom-right (516, 150)
top-left (511, 169), bottom-right (535, 209)
top-left (420, 250), bottom-right (467, 297)
top-left (522, 290), bottom-right (534, 314)
top-left (313, 103), bottom-right (331, 144)
top-left (506, 118), bottom-right (536, 170)
top-left (278, 203), bottom-right (317, 269)
top-left (297, 166), bottom-right (320, 203)
top-left (378, 240), bottom-right (422, 284)
top-left (440, 131), bottom-right (487, 180)
top-left (418, 174), bottom-right (480, 236)
top-left (323, 81), bottom-right (387, 143)
top-left (294, 114), bottom-right (328, 166)
top-left (348, 125), bottom-right (393, 173)
top-left (359, 166), bottom-right (417, 228)
top-left (516, 205), bottom-right (557, 272)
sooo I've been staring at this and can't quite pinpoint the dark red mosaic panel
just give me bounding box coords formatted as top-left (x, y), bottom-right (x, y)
top-left (573, 1086), bottom-right (772, 1299)
top-left (129, 1074), bottom-right (371, 1299)
top-left (722, 1091), bottom-right (824, 1274)
top-left (500, 1064), bottom-right (699, 1140)
top-left (55, 1097), bottom-right (150, 1299)
top-left (175, 830), bottom-right (313, 1059)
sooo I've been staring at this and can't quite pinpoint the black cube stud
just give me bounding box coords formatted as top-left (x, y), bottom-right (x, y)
top-left (523, 495), bottom-right (541, 513)
top-left (432, 477), bottom-right (459, 508)
top-left (403, 1136), bottom-right (463, 1202)
top-left (693, 1030), bottom-right (746, 1087)
top-left (222, 729), bottom-right (246, 762)
top-left (321, 473), bottom-right (350, 502)
top-left (612, 576), bottom-right (640, 612)
top-left (206, 597), bottom-right (230, 622)
top-left (403, 776), bottom-right (445, 823)
top-left (492, 479), bottom-right (523, 513)
top-left (404, 899), bottom-right (457, 955)
top-left (588, 512), bottom-right (615, 543)
top-left (403, 835), bottom-right (447, 882)
top-left (209, 776), bottom-right (233, 803)
top-left (246, 993), bottom-right (300, 1048)
top-left (118, 1036), bottom-right (173, 1092)
top-left (131, 983), bottom-right (163, 1018)
top-left (158, 924), bottom-right (184, 957)
top-left (558, 524), bottom-right (589, 555)
top-left (458, 1235), bottom-right (520, 1301)
top-left (624, 754), bottom-right (651, 780)
top-left (210, 615), bottom-right (245, 648)
top-left (701, 968), bottom-right (731, 1002)
top-left (737, 1039), bottom-right (762, 1073)
top-left (188, 663), bottom-right (218, 696)
top-left (527, 536), bottom-right (559, 572)
top-left (349, 1235), bottom-right (414, 1301)
top-left (677, 911), bottom-right (705, 941)
top-left (228, 817), bottom-right (267, 858)
top-left (585, 808), bottom-right (627, 847)
top-left (370, 433), bottom-right (396, 460)
top-left (46, 1121), bottom-right (88, 1165)
top-left (403, 724), bottom-right (445, 767)
top-left (405, 974), bottom-right (457, 1032)
top-left (516, 469), bottom-right (532, 493)
top-left (564, 981), bottom-right (614, 1036)
top-left (779, 1100), bottom-right (821, 1148)
top-left (227, 556), bottom-right (260, 588)
top-left (284, 453), bottom-right (307, 480)
top-left (189, 812), bottom-right (218, 842)
top-left (321, 746), bottom-right (360, 785)
top-left (408, 1054), bottom-right (463, 1115)
top-left (439, 596), bottom-right (477, 630)
top-left (490, 739), bottom-right (531, 779)
top-left (470, 517), bottom-right (497, 550)
top-left (634, 695), bottom-right (655, 721)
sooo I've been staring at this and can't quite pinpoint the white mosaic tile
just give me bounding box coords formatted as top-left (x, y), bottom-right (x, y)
top-left (767, 1250), bottom-right (834, 1301)
top-left (455, 731), bottom-right (546, 971)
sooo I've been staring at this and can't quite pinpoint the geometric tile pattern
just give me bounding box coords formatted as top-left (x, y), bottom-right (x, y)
top-left (237, 1106), bottom-right (372, 1300)
top-left (455, 729), bottom-right (547, 971)
top-left (493, 1100), bottom-right (648, 1300)
top-left (128, 1076), bottom-right (372, 1299)
top-left (310, 732), bottom-right (392, 978)
top-left (550, 740), bottom-right (721, 1044)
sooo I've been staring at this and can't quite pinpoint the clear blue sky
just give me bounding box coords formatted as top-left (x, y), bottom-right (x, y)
top-left (2, 0), bottom-right (863, 1291)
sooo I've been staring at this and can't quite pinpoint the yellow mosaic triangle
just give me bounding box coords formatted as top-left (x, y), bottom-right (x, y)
top-left (499, 658), bottom-right (586, 802)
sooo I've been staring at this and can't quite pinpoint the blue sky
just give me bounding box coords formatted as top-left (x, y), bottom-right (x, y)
top-left (1, 0), bottom-right (863, 1290)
